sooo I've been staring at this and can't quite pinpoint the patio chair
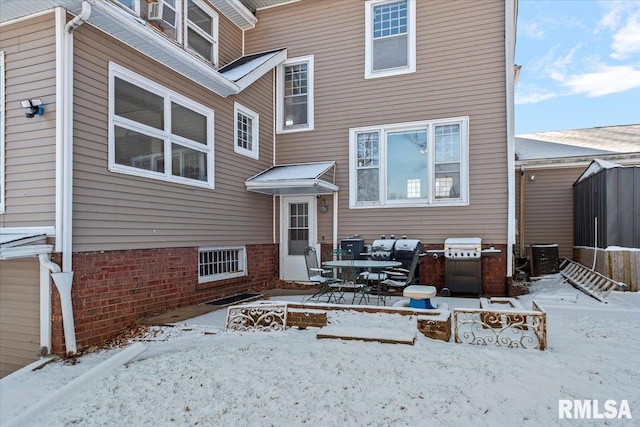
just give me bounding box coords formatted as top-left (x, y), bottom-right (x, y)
top-left (329, 249), bottom-right (368, 305)
top-left (360, 240), bottom-right (394, 285)
top-left (303, 246), bottom-right (341, 303)
top-left (379, 249), bottom-right (422, 300)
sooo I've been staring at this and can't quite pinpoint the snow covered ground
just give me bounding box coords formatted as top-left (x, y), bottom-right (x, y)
top-left (2, 275), bottom-right (639, 426)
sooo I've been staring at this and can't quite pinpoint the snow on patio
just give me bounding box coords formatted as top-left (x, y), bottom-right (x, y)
top-left (1, 275), bottom-right (639, 426)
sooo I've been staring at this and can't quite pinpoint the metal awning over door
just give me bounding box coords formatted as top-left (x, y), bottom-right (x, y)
top-left (245, 161), bottom-right (339, 195)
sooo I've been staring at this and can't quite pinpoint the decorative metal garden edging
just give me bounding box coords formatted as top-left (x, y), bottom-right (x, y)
top-left (453, 301), bottom-right (547, 350)
top-left (225, 303), bottom-right (288, 332)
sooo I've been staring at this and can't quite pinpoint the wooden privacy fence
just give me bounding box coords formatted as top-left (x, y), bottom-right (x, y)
top-left (574, 247), bottom-right (639, 292)
top-left (453, 301), bottom-right (547, 350)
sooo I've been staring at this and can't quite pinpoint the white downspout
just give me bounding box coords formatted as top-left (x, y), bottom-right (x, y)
top-left (505, 0), bottom-right (517, 278)
top-left (38, 254), bottom-right (60, 355)
top-left (333, 191), bottom-right (338, 251)
top-left (49, 0), bottom-right (91, 355)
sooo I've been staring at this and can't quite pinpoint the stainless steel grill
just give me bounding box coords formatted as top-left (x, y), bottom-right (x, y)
top-left (444, 237), bottom-right (482, 295)
top-left (444, 237), bottom-right (482, 259)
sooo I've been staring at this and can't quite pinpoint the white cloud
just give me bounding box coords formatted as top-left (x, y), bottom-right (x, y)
top-left (561, 64), bottom-right (640, 97)
top-left (515, 86), bottom-right (557, 105)
top-left (596, 2), bottom-right (626, 32)
top-left (520, 21), bottom-right (545, 40)
top-left (610, 9), bottom-right (640, 59)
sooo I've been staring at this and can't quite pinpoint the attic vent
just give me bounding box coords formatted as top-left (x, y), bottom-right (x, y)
top-left (148, 0), bottom-right (177, 28)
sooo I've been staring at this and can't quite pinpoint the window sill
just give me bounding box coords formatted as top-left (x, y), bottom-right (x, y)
top-left (365, 66), bottom-right (416, 80)
top-left (350, 201), bottom-right (469, 209)
top-left (196, 274), bottom-right (248, 290)
top-left (109, 165), bottom-right (214, 190)
top-left (276, 125), bottom-right (314, 134)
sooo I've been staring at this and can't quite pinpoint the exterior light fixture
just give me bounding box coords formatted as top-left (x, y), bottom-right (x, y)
top-left (21, 99), bottom-right (44, 118)
top-left (528, 174), bottom-right (535, 182)
top-left (318, 197), bottom-right (328, 213)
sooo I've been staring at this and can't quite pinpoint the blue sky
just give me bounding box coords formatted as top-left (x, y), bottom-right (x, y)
top-left (515, 0), bottom-right (640, 134)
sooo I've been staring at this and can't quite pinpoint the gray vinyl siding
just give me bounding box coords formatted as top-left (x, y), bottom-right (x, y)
top-left (516, 167), bottom-right (583, 260)
top-left (0, 259), bottom-right (41, 378)
top-left (246, 0), bottom-right (508, 245)
top-left (71, 22), bottom-right (274, 252)
top-left (215, 3), bottom-right (243, 67)
top-left (0, 13), bottom-right (57, 227)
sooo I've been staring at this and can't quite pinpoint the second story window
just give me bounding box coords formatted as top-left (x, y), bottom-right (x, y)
top-left (109, 63), bottom-right (214, 189)
top-left (186, 0), bottom-right (219, 66)
top-left (277, 56), bottom-right (314, 133)
top-left (365, 0), bottom-right (416, 79)
top-left (234, 102), bottom-right (259, 159)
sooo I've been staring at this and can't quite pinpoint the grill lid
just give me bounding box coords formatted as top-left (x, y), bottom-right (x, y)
top-left (394, 239), bottom-right (421, 252)
top-left (444, 237), bottom-right (482, 259)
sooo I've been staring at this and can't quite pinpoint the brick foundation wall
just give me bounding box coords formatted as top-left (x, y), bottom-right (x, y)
top-left (420, 244), bottom-right (507, 296)
top-left (51, 244), bottom-right (278, 353)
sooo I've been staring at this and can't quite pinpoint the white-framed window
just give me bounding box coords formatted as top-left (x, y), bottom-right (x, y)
top-left (185, 0), bottom-right (219, 66)
top-left (108, 62), bottom-right (214, 188)
top-left (349, 117), bottom-right (469, 208)
top-left (198, 246), bottom-right (247, 283)
top-left (233, 102), bottom-right (259, 159)
top-left (365, 0), bottom-right (416, 79)
top-left (277, 55), bottom-right (314, 133)
top-left (0, 51), bottom-right (4, 213)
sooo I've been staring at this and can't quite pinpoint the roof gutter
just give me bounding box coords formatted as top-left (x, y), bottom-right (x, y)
top-left (516, 152), bottom-right (640, 170)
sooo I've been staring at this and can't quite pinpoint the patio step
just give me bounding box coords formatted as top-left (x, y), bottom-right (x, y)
top-left (316, 326), bottom-right (415, 345)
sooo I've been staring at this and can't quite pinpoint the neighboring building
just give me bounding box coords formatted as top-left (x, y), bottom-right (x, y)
top-left (515, 124), bottom-right (640, 263)
top-left (0, 0), bottom-right (517, 376)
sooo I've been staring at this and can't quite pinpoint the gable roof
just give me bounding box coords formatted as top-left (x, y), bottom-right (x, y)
top-left (516, 124), bottom-right (640, 161)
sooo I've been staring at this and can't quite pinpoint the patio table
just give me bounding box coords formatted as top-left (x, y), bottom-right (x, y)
top-left (322, 260), bottom-right (402, 305)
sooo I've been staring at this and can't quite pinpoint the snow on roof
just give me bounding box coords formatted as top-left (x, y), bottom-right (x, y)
top-left (516, 124), bottom-right (640, 161)
top-left (245, 161), bottom-right (338, 195)
top-left (219, 49), bottom-right (286, 82)
top-left (575, 158), bottom-right (625, 183)
top-left (248, 161), bottom-right (334, 182)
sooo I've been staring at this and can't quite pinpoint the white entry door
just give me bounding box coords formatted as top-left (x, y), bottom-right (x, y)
top-left (280, 195), bottom-right (317, 282)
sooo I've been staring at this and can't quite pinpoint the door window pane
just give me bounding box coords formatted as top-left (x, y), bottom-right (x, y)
top-left (288, 202), bottom-right (309, 255)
